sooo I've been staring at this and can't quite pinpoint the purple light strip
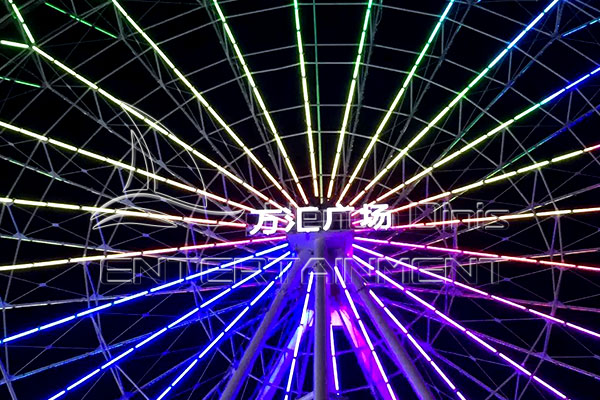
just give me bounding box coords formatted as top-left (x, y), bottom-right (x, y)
top-left (367, 288), bottom-right (466, 399)
top-left (354, 255), bottom-right (569, 399)
top-left (330, 324), bottom-right (340, 394)
top-left (283, 272), bottom-right (315, 400)
top-left (352, 243), bottom-right (600, 340)
top-left (333, 265), bottom-right (398, 400)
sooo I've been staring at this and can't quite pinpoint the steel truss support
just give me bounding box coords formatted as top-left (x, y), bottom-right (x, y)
top-left (348, 263), bottom-right (435, 400)
top-left (313, 237), bottom-right (330, 400)
top-left (221, 249), bottom-right (310, 399)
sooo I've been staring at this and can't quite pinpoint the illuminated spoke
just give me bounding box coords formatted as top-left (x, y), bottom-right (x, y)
top-left (355, 255), bottom-right (569, 400)
top-left (367, 290), bottom-right (466, 400)
top-left (210, 0), bottom-right (308, 205)
top-left (5, 0), bottom-right (35, 43)
top-left (326, 0), bottom-right (374, 199)
top-left (111, 0), bottom-right (296, 208)
top-left (0, 120), bottom-right (260, 213)
top-left (387, 142), bottom-right (600, 213)
top-left (0, 244), bottom-right (288, 345)
top-left (355, 237), bottom-right (600, 272)
top-left (333, 265), bottom-right (398, 400)
top-left (293, 0), bottom-right (319, 198)
top-left (353, 244), bottom-right (600, 340)
top-left (154, 260), bottom-right (294, 400)
top-left (46, 256), bottom-right (292, 400)
top-left (44, 2), bottom-right (117, 39)
top-left (349, 0), bottom-right (561, 205)
top-left (0, 236), bottom-right (286, 272)
top-left (0, 197), bottom-right (246, 228)
top-left (337, 0), bottom-right (457, 204)
top-left (373, 64), bottom-right (600, 204)
top-left (283, 271), bottom-right (314, 400)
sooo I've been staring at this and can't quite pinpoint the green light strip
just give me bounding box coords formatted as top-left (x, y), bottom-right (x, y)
top-left (350, 0), bottom-right (561, 205)
top-left (292, 0), bottom-right (318, 199)
top-left (338, 0), bottom-right (457, 204)
top-left (371, 64), bottom-right (600, 204)
top-left (212, 0), bottom-right (309, 205)
top-left (44, 2), bottom-right (118, 39)
top-left (6, 0), bottom-right (35, 43)
top-left (326, 0), bottom-right (374, 199)
top-left (390, 142), bottom-right (600, 213)
top-left (0, 75), bottom-right (40, 88)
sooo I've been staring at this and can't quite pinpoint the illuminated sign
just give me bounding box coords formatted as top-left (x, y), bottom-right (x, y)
top-left (249, 205), bottom-right (391, 235)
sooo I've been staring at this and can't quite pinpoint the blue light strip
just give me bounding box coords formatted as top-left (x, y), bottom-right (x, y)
top-left (562, 16), bottom-right (600, 37)
top-left (283, 272), bottom-right (314, 400)
top-left (2, 243), bottom-right (289, 345)
top-left (154, 260), bottom-right (295, 400)
top-left (46, 251), bottom-right (292, 400)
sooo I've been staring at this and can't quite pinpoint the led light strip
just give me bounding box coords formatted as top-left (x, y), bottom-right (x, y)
top-left (0, 243), bottom-right (288, 344)
top-left (337, 0), bottom-right (457, 204)
top-left (330, 324), bottom-right (340, 394)
top-left (348, 0), bottom-right (561, 206)
top-left (0, 119), bottom-right (259, 213)
top-left (562, 16), bottom-right (600, 38)
top-left (45, 2), bottom-right (118, 38)
top-left (24, 44), bottom-right (286, 211)
top-left (352, 244), bottom-right (600, 340)
top-left (0, 197), bottom-right (246, 228)
top-left (155, 260), bottom-right (295, 400)
top-left (387, 205), bottom-right (600, 235)
top-left (0, 233), bottom-right (120, 253)
top-left (6, 0), bottom-right (35, 43)
top-left (354, 256), bottom-right (568, 399)
top-left (0, 235), bottom-right (286, 272)
top-left (110, 0), bottom-right (296, 209)
top-left (373, 64), bottom-right (600, 204)
top-left (210, 0), bottom-right (308, 205)
top-left (388, 142), bottom-right (600, 213)
top-left (326, 0), bottom-right (374, 199)
top-left (366, 289), bottom-right (466, 400)
top-left (47, 255), bottom-right (292, 400)
top-left (0, 75), bottom-right (40, 88)
top-left (333, 265), bottom-right (398, 400)
top-left (293, 0), bottom-right (319, 197)
top-left (283, 272), bottom-right (314, 400)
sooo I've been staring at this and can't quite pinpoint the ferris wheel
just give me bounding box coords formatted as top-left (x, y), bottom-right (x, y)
top-left (0, 0), bottom-right (600, 399)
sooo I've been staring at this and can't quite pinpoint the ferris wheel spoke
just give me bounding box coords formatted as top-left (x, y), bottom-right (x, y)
top-left (207, 0), bottom-right (308, 205)
top-left (371, 64), bottom-right (600, 206)
top-left (349, 0), bottom-right (561, 206)
top-left (153, 259), bottom-right (294, 400)
top-left (326, 0), bottom-right (375, 200)
top-left (0, 119), bottom-right (264, 213)
top-left (0, 244), bottom-right (288, 345)
top-left (293, 0), bottom-right (319, 198)
top-left (367, 289), bottom-right (467, 399)
top-left (337, 0), bottom-right (458, 204)
top-left (358, 257), bottom-right (571, 399)
top-left (388, 141), bottom-right (600, 214)
top-left (109, 0), bottom-right (296, 209)
top-left (355, 237), bottom-right (600, 272)
top-left (352, 248), bottom-right (600, 341)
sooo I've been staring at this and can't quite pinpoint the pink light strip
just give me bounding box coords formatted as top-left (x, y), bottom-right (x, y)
top-left (352, 243), bottom-right (600, 340)
top-left (354, 256), bottom-right (569, 399)
top-left (334, 266), bottom-right (398, 400)
top-left (354, 237), bottom-right (600, 272)
top-left (367, 289), bottom-right (466, 399)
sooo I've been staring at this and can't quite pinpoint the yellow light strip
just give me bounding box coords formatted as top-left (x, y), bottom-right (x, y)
top-left (111, 0), bottom-right (297, 208)
top-left (211, 0), bottom-right (308, 204)
top-left (0, 197), bottom-right (247, 227)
